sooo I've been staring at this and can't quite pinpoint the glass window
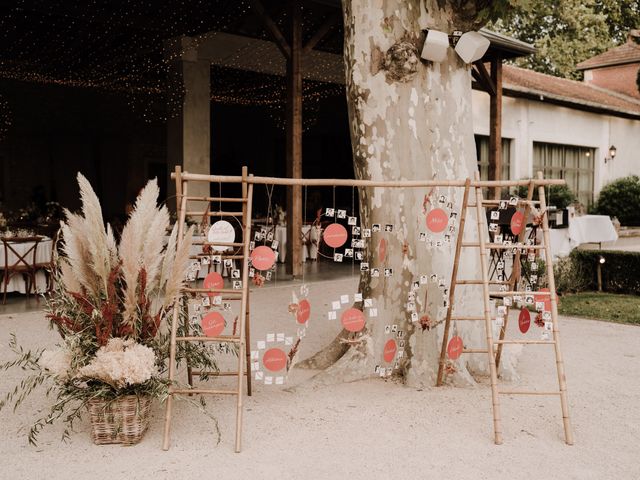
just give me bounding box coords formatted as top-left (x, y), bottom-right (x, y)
top-left (475, 135), bottom-right (511, 181)
top-left (533, 142), bottom-right (595, 206)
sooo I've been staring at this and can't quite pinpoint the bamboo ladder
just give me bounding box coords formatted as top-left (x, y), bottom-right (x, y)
top-left (436, 171), bottom-right (573, 445)
top-left (162, 166), bottom-right (254, 453)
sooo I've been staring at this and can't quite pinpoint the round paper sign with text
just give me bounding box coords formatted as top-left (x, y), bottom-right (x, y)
top-left (263, 348), bottom-right (288, 372)
top-left (251, 246), bottom-right (276, 271)
top-left (201, 312), bottom-right (225, 337)
top-left (203, 272), bottom-right (224, 297)
top-left (208, 220), bottom-right (236, 252)
top-left (296, 299), bottom-right (311, 324)
top-left (510, 211), bottom-right (525, 236)
top-left (383, 339), bottom-right (397, 363)
top-left (324, 223), bottom-right (348, 248)
top-left (341, 308), bottom-right (366, 333)
top-left (447, 335), bottom-right (464, 360)
top-left (426, 208), bottom-right (448, 233)
top-left (518, 308), bottom-right (531, 334)
top-left (534, 288), bottom-right (552, 312)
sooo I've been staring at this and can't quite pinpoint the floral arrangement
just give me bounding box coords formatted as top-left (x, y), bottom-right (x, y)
top-left (0, 173), bottom-right (219, 445)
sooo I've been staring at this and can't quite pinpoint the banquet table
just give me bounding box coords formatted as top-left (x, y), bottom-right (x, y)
top-left (548, 215), bottom-right (618, 258)
top-left (0, 236), bottom-right (53, 294)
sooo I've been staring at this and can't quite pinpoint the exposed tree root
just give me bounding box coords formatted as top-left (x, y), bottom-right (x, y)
top-left (296, 329), bottom-right (350, 370)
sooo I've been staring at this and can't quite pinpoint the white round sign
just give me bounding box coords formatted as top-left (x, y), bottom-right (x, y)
top-left (207, 220), bottom-right (235, 252)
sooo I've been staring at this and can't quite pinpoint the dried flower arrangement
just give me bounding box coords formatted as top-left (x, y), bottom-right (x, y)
top-left (0, 173), bottom-right (219, 445)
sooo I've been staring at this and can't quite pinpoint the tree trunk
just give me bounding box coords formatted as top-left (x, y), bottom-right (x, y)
top-left (302, 0), bottom-right (519, 388)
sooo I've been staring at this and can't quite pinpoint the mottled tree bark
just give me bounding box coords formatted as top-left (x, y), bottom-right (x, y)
top-left (302, 0), bottom-right (517, 388)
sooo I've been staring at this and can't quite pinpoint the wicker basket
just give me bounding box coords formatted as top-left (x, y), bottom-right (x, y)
top-left (87, 395), bottom-right (151, 445)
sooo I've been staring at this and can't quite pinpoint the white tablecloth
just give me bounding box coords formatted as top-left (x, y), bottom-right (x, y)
top-left (275, 225), bottom-right (321, 263)
top-left (549, 215), bottom-right (618, 259)
top-left (0, 238), bottom-right (52, 293)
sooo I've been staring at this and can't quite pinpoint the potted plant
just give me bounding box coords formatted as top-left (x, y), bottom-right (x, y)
top-left (0, 173), bottom-right (218, 445)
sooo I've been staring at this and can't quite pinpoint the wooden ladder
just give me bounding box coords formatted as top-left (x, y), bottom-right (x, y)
top-left (162, 166), bottom-right (254, 453)
top-left (436, 172), bottom-right (573, 445)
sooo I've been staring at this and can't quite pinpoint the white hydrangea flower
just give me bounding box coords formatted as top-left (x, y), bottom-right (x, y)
top-left (39, 348), bottom-right (72, 380)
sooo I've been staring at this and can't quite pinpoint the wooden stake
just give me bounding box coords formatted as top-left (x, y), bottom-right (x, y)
top-left (537, 171), bottom-right (574, 446)
top-left (474, 171), bottom-right (503, 445)
top-left (437, 179), bottom-right (471, 386)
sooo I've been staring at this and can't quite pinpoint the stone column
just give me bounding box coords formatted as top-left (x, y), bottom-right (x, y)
top-left (166, 36), bottom-right (211, 210)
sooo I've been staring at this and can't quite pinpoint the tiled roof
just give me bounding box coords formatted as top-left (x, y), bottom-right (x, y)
top-left (576, 41), bottom-right (640, 70)
top-left (502, 65), bottom-right (640, 119)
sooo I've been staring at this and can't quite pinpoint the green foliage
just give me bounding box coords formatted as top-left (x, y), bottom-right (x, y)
top-left (557, 292), bottom-right (640, 324)
top-left (556, 249), bottom-right (640, 295)
top-left (491, 0), bottom-right (640, 79)
top-left (513, 184), bottom-right (577, 209)
top-left (592, 175), bottom-right (640, 226)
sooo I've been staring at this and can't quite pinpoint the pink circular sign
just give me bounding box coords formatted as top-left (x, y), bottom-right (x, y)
top-left (251, 246), bottom-right (276, 271)
top-left (426, 208), bottom-right (448, 233)
top-left (511, 210), bottom-right (525, 235)
top-left (341, 308), bottom-right (366, 333)
top-left (383, 339), bottom-right (397, 363)
top-left (296, 299), bottom-right (311, 324)
top-left (323, 223), bottom-right (348, 248)
top-left (518, 308), bottom-right (531, 334)
top-left (263, 348), bottom-right (287, 372)
top-left (201, 312), bottom-right (225, 337)
top-left (447, 335), bottom-right (464, 360)
top-left (203, 272), bottom-right (224, 296)
top-left (378, 238), bottom-right (387, 263)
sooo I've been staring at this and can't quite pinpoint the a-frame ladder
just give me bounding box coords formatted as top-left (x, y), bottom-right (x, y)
top-left (436, 172), bottom-right (573, 445)
top-left (163, 166), bottom-right (254, 453)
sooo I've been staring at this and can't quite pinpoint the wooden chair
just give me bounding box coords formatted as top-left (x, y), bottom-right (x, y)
top-left (1, 236), bottom-right (43, 304)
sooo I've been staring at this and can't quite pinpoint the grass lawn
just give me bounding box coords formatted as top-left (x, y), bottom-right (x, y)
top-left (558, 292), bottom-right (640, 325)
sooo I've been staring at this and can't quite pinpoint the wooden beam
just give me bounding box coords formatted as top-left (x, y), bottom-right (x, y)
top-left (250, 0), bottom-right (291, 60)
top-left (473, 61), bottom-right (496, 96)
top-left (285, 0), bottom-right (303, 278)
top-left (303, 12), bottom-right (340, 54)
top-left (488, 58), bottom-right (503, 200)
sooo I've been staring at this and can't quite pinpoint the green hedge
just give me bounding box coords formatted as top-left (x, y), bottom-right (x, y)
top-left (563, 250), bottom-right (640, 295)
top-left (592, 175), bottom-right (640, 226)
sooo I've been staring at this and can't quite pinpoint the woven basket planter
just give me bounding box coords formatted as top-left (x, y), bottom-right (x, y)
top-left (87, 395), bottom-right (151, 445)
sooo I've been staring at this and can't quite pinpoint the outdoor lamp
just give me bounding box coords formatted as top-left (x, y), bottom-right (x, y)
top-left (454, 31), bottom-right (490, 63)
top-left (421, 29), bottom-right (449, 62)
top-left (605, 145), bottom-right (617, 164)
top-left (599, 255), bottom-right (606, 264)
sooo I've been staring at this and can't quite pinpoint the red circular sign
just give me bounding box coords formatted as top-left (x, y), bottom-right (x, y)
top-left (201, 312), bottom-right (225, 337)
top-left (510, 210), bottom-right (525, 235)
top-left (447, 336), bottom-right (464, 360)
top-left (383, 339), bottom-right (397, 363)
top-left (296, 299), bottom-right (311, 324)
top-left (534, 288), bottom-right (552, 311)
top-left (323, 223), bottom-right (348, 248)
top-left (262, 348), bottom-right (287, 372)
top-left (426, 208), bottom-right (448, 233)
top-left (341, 308), bottom-right (366, 332)
top-left (251, 246), bottom-right (276, 271)
top-left (518, 308), bottom-right (531, 334)
top-left (378, 238), bottom-right (387, 262)
top-left (203, 272), bottom-right (224, 296)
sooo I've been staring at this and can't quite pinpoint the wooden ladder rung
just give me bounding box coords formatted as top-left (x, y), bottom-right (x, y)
top-left (463, 348), bottom-right (489, 354)
top-left (176, 335), bottom-right (241, 343)
top-left (185, 196), bottom-right (247, 203)
top-left (186, 211), bottom-right (244, 217)
top-left (189, 254), bottom-right (245, 260)
top-left (171, 388), bottom-right (238, 396)
top-left (456, 280), bottom-right (510, 285)
top-left (462, 242), bottom-right (545, 250)
top-left (191, 370), bottom-right (249, 377)
top-left (192, 241), bottom-right (245, 247)
top-left (495, 340), bottom-right (556, 345)
top-left (490, 291), bottom-right (551, 297)
top-left (498, 390), bottom-right (561, 396)
top-left (451, 316), bottom-right (485, 321)
top-left (183, 288), bottom-right (244, 295)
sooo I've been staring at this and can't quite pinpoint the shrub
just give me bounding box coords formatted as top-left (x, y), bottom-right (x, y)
top-left (592, 175), bottom-right (640, 226)
top-left (559, 249), bottom-right (640, 295)
top-left (513, 184), bottom-right (577, 209)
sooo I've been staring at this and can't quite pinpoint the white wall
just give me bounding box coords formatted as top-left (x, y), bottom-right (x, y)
top-left (471, 90), bottom-right (640, 195)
